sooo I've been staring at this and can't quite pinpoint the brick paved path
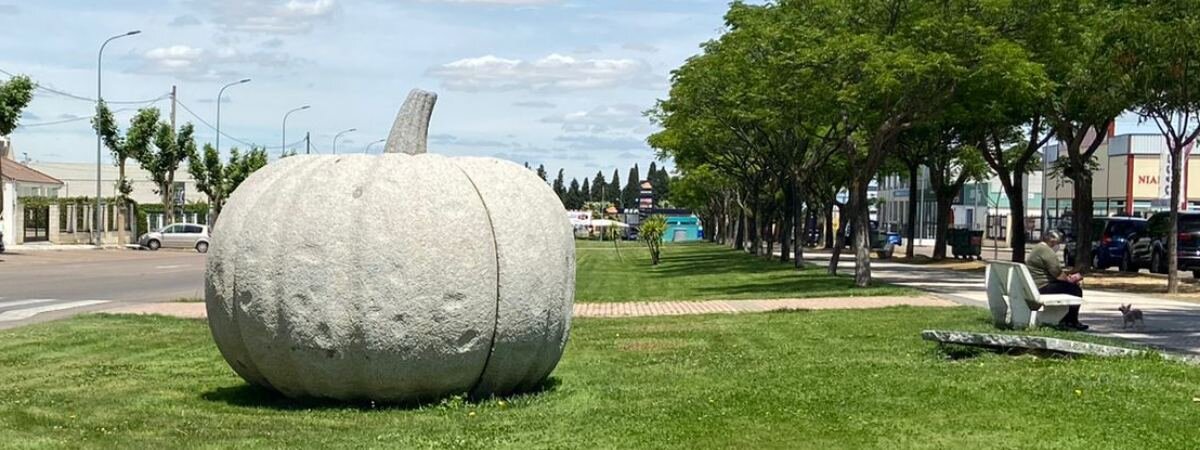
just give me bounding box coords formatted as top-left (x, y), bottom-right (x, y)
top-left (108, 296), bottom-right (955, 320)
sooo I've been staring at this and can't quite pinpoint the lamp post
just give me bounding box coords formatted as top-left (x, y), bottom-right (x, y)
top-left (215, 78), bottom-right (251, 155)
top-left (333, 128), bottom-right (357, 154)
top-left (281, 105), bottom-right (310, 158)
top-left (364, 139), bottom-right (385, 153)
top-left (95, 30), bottom-right (141, 246)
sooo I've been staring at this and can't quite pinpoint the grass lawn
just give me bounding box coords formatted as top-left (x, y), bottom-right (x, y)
top-left (2, 309), bottom-right (1198, 449)
top-left (575, 240), bottom-right (913, 302)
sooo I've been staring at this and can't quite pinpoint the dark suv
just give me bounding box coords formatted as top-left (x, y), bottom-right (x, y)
top-left (1128, 212), bottom-right (1200, 276)
top-left (1063, 217), bottom-right (1147, 271)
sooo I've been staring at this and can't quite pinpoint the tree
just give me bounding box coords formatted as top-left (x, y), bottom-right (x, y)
top-left (609, 169), bottom-right (622, 208)
top-left (552, 169), bottom-right (566, 205)
top-left (93, 104), bottom-right (158, 243)
top-left (189, 144), bottom-right (225, 224)
top-left (536, 164), bottom-right (547, 182)
top-left (188, 144), bottom-right (268, 225)
top-left (566, 178), bottom-right (582, 210)
top-left (0, 74), bottom-right (33, 224)
top-left (226, 146), bottom-right (268, 194)
top-left (1118, 1), bottom-right (1200, 292)
top-left (1032, 0), bottom-right (1136, 273)
top-left (591, 171), bottom-right (607, 201)
top-left (623, 164), bottom-right (640, 209)
top-left (580, 178), bottom-right (590, 204)
top-left (143, 122), bottom-right (197, 223)
top-left (969, 2), bottom-right (1055, 263)
top-left (640, 214), bottom-right (667, 265)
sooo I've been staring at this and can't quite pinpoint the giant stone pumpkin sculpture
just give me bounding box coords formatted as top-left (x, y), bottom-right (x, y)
top-left (205, 89), bottom-right (575, 402)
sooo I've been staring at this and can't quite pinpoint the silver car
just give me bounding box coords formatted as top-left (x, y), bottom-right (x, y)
top-left (139, 223), bottom-right (210, 253)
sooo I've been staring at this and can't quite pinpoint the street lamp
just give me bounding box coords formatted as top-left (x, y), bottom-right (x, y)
top-left (95, 29), bottom-right (141, 246)
top-left (332, 128), bottom-right (357, 154)
top-left (281, 105), bottom-right (310, 158)
top-left (364, 138), bottom-right (385, 153)
top-left (215, 78), bottom-right (251, 155)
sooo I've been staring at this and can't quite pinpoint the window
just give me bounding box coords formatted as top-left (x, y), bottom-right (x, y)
top-left (184, 225), bottom-right (204, 234)
top-left (162, 225), bottom-right (181, 234)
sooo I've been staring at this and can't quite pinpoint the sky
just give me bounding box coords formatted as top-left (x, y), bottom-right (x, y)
top-left (1, 0), bottom-right (736, 183)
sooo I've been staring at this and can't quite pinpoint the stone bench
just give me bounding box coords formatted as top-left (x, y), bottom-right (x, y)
top-left (986, 261), bottom-right (1083, 329)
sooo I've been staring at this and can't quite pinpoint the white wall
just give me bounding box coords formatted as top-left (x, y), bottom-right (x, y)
top-left (29, 162), bottom-right (203, 206)
top-left (1, 181), bottom-right (13, 246)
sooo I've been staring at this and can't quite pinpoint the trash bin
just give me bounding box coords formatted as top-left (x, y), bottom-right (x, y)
top-left (949, 228), bottom-right (983, 260)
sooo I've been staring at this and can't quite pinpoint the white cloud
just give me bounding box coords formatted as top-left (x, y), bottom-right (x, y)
top-left (428, 54), bottom-right (655, 92)
top-left (199, 0), bottom-right (339, 34)
top-left (541, 104), bottom-right (647, 133)
top-left (140, 44), bottom-right (306, 80)
top-left (169, 14), bottom-right (202, 27)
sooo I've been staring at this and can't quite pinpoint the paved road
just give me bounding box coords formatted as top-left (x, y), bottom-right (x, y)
top-left (0, 249), bottom-right (204, 330)
top-left (806, 251), bottom-right (1200, 356)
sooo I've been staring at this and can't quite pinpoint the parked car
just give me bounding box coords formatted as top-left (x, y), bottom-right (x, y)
top-left (844, 220), bottom-right (902, 258)
top-left (139, 223), bottom-right (210, 253)
top-left (1063, 217), bottom-right (1146, 271)
top-left (1128, 212), bottom-right (1200, 276)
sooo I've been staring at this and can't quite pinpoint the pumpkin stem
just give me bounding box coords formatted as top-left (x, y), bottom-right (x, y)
top-left (385, 89), bottom-right (438, 155)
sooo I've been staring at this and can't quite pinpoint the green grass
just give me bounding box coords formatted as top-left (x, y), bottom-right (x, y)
top-left (2, 310), bottom-right (1198, 449)
top-left (575, 240), bottom-right (913, 302)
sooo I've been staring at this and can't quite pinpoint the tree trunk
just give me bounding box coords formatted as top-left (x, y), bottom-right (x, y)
top-left (749, 192), bottom-right (760, 255)
top-left (933, 194), bottom-right (953, 260)
top-left (1002, 170), bottom-right (1028, 263)
top-left (905, 163), bottom-right (919, 259)
top-left (1169, 143), bottom-right (1183, 293)
top-left (116, 161), bottom-right (128, 245)
top-left (1070, 173), bottom-right (1095, 272)
top-left (780, 181), bottom-right (794, 263)
top-left (828, 204), bottom-right (847, 275)
top-left (824, 202), bottom-right (835, 249)
top-left (734, 208), bottom-right (745, 250)
top-left (794, 193), bottom-right (806, 268)
top-left (849, 180), bottom-right (872, 287)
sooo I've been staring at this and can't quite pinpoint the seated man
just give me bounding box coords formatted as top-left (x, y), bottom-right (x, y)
top-left (1025, 230), bottom-right (1088, 330)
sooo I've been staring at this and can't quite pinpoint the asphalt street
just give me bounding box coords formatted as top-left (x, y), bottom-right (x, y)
top-left (0, 249), bottom-right (205, 329)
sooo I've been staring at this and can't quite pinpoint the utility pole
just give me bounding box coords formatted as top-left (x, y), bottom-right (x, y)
top-left (170, 85), bottom-right (177, 131)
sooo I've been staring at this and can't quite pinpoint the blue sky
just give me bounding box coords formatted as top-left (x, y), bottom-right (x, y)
top-left (2, 0), bottom-right (734, 182)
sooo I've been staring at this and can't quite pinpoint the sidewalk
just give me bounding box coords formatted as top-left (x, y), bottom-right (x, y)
top-left (108, 296), bottom-right (957, 320)
top-left (804, 250), bottom-right (1200, 356)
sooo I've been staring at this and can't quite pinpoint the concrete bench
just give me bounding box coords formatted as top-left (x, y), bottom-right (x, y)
top-left (985, 261), bottom-right (1083, 329)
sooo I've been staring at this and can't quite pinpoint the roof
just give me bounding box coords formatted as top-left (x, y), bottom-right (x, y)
top-left (1, 158), bottom-right (63, 185)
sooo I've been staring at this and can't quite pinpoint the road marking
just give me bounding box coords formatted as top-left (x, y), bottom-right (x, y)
top-left (155, 265), bottom-right (185, 270)
top-left (0, 300), bottom-right (110, 322)
top-left (0, 299), bottom-right (57, 309)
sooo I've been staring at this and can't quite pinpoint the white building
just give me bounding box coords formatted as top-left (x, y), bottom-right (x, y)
top-left (1, 138), bottom-right (65, 247)
top-left (876, 165), bottom-right (1044, 245)
top-left (29, 161), bottom-right (203, 206)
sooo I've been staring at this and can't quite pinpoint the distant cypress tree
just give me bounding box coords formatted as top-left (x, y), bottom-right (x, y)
top-left (581, 178), bottom-right (591, 203)
top-left (609, 169), bottom-right (622, 208)
top-left (536, 164), bottom-right (547, 182)
top-left (567, 178), bottom-right (582, 210)
top-left (623, 163), bottom-right (640, 210)
top-left (552, 169), bottom-right (566, 204)
top-left (591, 171), bottom-right (606, 202)
top-left (655, 167), bottom-right (671, 205)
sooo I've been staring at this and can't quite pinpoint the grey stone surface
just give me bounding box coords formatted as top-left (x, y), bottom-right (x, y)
top-left (922, 329), bottom-right (1145, 358)
top-left (206, 93), bottom-right (575, 403)
top-left (384, 89), bottom-right (437, 155)
top-left (452, 157), bottom-right (575, 397)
